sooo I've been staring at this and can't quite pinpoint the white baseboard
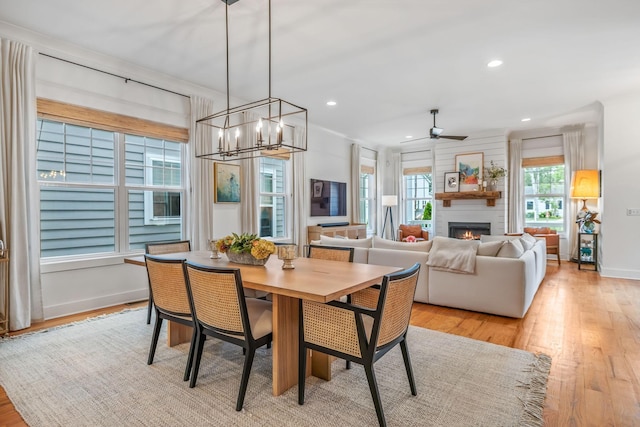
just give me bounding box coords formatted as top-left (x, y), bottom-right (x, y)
top-left (43, 289), bottom-right (148, 320)
top-left (599, 267), bottom-right (640, 281)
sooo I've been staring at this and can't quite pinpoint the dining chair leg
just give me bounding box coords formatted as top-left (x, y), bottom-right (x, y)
top-left (236, 346), bottom-right (256, 411)
top-left (183, 329), bottom-right (198, 382)
top-left (364, 364), bottom-right (386, 427)
top-left (298, 336), bottom-right (306, 404)
top-left (146, 295), bottom-right (153, 325)
top-left (189, 332), bottom-right (207, 388)
top-left (147, 314), bottom-right (163, 365)
top-left (400, 339), bottom-right (417, 396)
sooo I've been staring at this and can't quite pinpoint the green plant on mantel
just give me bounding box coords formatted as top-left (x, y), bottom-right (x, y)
top-left (486, 161), bottom-right (507, 179)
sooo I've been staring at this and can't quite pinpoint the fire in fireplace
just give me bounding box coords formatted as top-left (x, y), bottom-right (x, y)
top-left (448, 222), bottom-right (491, 240)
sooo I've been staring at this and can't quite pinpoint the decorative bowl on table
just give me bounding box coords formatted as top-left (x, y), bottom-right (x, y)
top-left (226, 251), bottom-right (271, 266)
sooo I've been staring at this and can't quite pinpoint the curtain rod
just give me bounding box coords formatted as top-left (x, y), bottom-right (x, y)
top-left (39, 53), bottom-right (190, 99)
top-left (521, 133), bottom-right (562, 141)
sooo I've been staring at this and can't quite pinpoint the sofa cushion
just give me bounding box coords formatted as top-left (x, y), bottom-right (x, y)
top-left (372, 235), bottom-right (432, 252)
top-left (497, 239), bottom-right (525, 258)
top-left (477, 240), bottom-right (504, 257)
top-left (480, 234), bottom-right (521, 243)
top-left (319, 235), bottom-right (372, 248)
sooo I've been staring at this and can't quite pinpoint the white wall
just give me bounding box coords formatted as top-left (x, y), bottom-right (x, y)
top-left (600, 91), bottom-right (640, 279)
top-left (304, 126), bottom-right (353, 228)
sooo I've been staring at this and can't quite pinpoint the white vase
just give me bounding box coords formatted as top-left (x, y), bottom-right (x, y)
top-left (487, 179), bottom-right (498, 191)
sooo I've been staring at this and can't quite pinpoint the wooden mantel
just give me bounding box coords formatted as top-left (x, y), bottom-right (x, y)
top-left (435, 191), bottom-right (502, 207)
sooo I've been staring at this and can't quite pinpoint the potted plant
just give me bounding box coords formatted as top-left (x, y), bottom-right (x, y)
top-left (216, 233), bottom-right (276, 265)
top-left (485, 161), bottom-right (507, 191)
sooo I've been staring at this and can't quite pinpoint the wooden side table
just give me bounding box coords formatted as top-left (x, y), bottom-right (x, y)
top-left (578, 233), bottom-right (598, 271)
top-left (0, 252), bottom-right (9, 335)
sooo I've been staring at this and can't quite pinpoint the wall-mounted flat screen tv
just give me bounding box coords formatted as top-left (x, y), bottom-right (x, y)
top-left (310, 179), bottom-right (347, 217)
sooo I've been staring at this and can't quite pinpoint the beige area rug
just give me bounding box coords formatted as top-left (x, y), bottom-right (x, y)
top-left (0, 309), bottom-right (550, 427)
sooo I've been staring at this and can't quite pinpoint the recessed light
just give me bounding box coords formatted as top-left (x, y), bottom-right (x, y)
top-left (405, 135), bottom-right (413, 139)
top-left (521, 117), bottom-right (531, 122)
top-left (326, 101), bottom-right (337, 106)
top-left (487, 59), bottom-right (503, 68)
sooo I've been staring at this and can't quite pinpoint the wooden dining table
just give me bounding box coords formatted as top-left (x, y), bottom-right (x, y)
top-left (125, 250), bottom-right (400, 396)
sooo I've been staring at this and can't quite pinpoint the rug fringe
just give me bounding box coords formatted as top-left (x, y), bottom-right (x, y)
top-left (517, 353), bottom-right (552, 427)
top-left (1, 307), bottom-right (145, 341)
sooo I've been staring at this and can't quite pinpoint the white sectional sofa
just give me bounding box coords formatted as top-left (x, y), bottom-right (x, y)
top-left (311, 233), bottom-right (546, 318)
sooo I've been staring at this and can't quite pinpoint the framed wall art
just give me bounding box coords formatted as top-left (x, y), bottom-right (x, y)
top-left (455, 152), bottom-right (483, 191)
top-left (214, 162), bottom-right (241, 203)
top-left (444, 171), bottom-right (460, 193)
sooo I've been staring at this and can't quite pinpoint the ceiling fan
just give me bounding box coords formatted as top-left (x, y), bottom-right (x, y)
top-left (428, 109), bottom-right (468, 141)
top-left (399, 109), bottom-right (468, 144)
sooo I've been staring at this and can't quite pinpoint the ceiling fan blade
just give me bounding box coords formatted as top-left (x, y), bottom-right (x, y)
top-left (440, 135), bottom-right (468, 141)
top-left (399, 136), bottom-right (432, 144)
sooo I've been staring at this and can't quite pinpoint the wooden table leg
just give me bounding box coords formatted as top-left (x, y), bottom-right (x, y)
top-left (311, 352), bottom-right (333, 381)
top-left (167, 321), bottom-right (192, 347)
top-left (271, 294), bottom-right (301, 396)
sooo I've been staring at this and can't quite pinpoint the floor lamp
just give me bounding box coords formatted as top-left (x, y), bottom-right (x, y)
top-left (380, 195), bottom-right (398, 240)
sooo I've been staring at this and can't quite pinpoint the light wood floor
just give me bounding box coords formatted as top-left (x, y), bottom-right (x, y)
top-left (1, 262), bottom-right (639, 426)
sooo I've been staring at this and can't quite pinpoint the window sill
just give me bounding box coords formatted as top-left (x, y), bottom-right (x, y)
top-left (40, 253), bottom-right (143, 274)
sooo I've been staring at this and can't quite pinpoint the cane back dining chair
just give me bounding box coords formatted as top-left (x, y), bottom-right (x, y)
top-left (306, 244), bottom-right (355, 371)
top-left (144, 255), bottom-right (196, 382)
top-left (183, 262), bottom-right (273, 411)
top-left (144, 240), bottom-right (192, 324)
top-left (298, 262), bottom-right (421, 427)
top-left (306, 244), bottom-right (355, 262)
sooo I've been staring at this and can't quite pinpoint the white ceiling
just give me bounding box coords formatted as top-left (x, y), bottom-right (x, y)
top-left (1, 0), bottom-right (639, 146)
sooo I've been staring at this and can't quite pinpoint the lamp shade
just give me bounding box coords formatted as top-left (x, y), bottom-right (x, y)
top-left (570, 170), bottom-right (600, 199)
top-left (381, 195), bottom-right (398, 207)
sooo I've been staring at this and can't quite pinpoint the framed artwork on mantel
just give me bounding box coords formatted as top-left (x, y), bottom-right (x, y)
top-left (455, 152), bottom-right (483, 191)
top-left (444, 172), bottom-right (460, 193)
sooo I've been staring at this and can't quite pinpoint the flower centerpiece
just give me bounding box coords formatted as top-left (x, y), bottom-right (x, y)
top-left (216, 233), bottom-right (276, 265)
top-left (576, 210), bottom-right (601, 233)
top-left (485, 161), bottom-right (507, 191)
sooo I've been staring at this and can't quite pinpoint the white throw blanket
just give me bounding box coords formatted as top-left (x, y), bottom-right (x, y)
top-left (426, 236), bottom-right (479, 274)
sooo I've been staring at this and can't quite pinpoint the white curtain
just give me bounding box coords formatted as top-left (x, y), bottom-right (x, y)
top-left (240, 113), bottom-right (259, 234)
top-left (563, 128), bottom-right (585, 260)
top-left (0, 38), bottom-right (43, 330)
top-left (508, 138), bottom-right (524, 233)
top-left (350, 143), bottom-right (361, 224)
top-left (187, 96), bottom-right (215, 251)
top-left (292, 127), bottom-right (306, 254)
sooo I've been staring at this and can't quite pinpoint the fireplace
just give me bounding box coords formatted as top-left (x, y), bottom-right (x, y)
top-left (448, 222), bottom-right (491, 240)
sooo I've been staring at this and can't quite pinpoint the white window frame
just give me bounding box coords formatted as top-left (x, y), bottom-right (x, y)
top-left (259, 157), bottom-right (292, 240)
top-left (143, 154), bottom-right (182, 226)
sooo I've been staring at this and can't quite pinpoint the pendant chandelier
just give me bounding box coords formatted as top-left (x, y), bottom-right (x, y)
top-left (195, 0), bottom-right (308, 162)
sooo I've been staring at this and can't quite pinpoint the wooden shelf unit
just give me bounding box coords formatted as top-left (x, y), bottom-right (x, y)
top-left (435, 191), bottom-right (502, 207)
top-left (307, 223), bottom-right (367, 244)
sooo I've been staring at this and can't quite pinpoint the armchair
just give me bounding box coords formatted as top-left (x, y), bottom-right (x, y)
top-left (397, 224), bottom-right (429, 242)
top-left (524, 227), bottom-right (560, 264)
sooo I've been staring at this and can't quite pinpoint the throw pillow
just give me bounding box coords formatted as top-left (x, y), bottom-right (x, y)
top-left (497, 239), bottom-right (525, 258)
top-left (372, 235), bottom-right (432, 252)
top-left (519, 233), bottom-right (537, 251)
top-left (477, 240), bottom-right (504, 257)
top-left (319, 235), bottom-right (373, 248)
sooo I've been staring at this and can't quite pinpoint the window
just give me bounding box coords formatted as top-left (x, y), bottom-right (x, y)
top-left (523, 163), bottom-right (565, 232)
top-left (359, 160), bottom-right (376, 235)
top-left (400, 151), bottom-right (433, 231)
top-left (259, 157), bottom-right (289, 239)
top-left (403, 172), bottom-right (432, 227)
top-left (37, 119), bottom-right (185, 258)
